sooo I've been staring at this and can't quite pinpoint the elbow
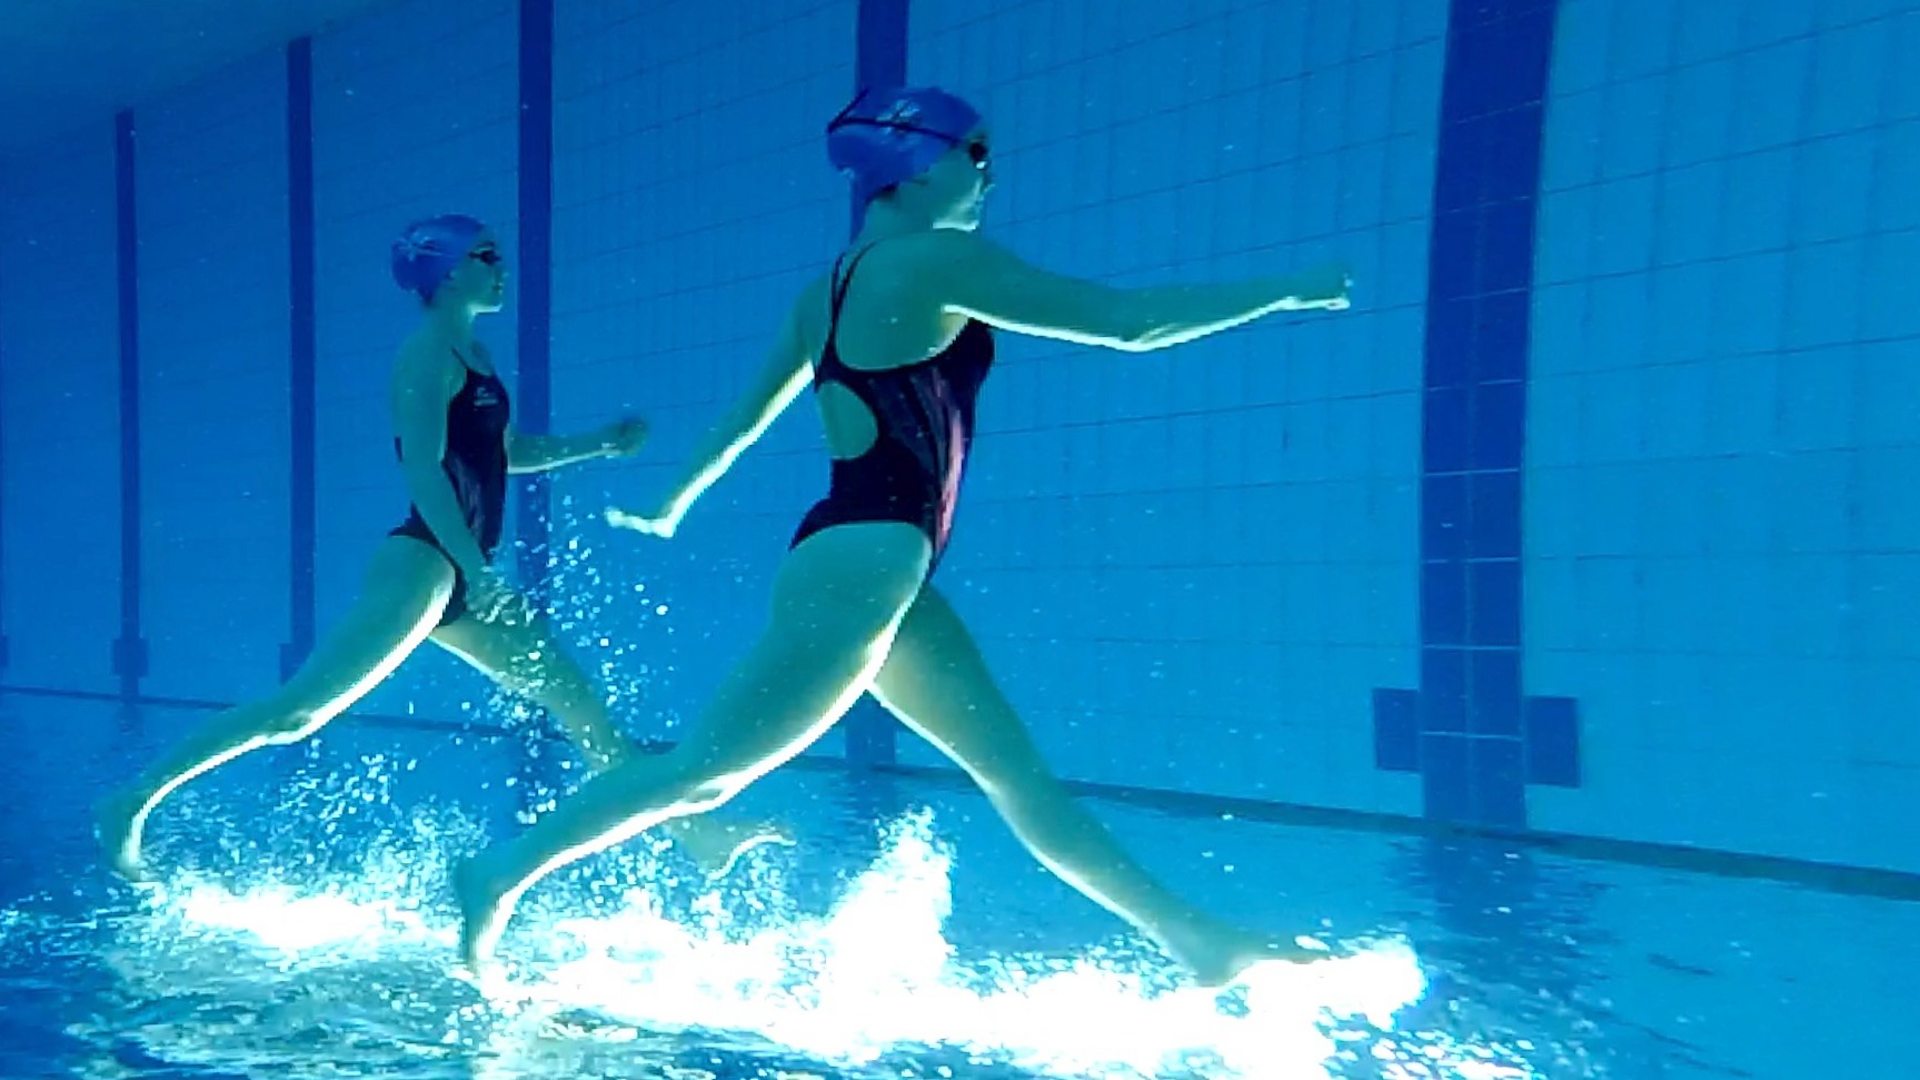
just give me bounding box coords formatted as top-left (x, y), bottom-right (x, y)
top-left (1112, 314), bottom-right (1168, 352)
top-left (1105, 294), bottom-right (1173, 352)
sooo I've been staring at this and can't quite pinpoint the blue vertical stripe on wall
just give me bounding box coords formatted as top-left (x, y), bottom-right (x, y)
top-left (0, 271), bottom-right (8, 671)
top-left (1372, 0), bottom-right (1580, 828)
top-left (112, 110), bottom-right (147, 701)
top-left (283, 37), bottom-right (318, 680)
top-left (842, 0), bottom-right (910, 769)
top-left (850, 0), bottom-right (908, 229)
top-left (515, 0), bottom-right (558, 805)
top-left (515, 0), bottom-right (554, 587)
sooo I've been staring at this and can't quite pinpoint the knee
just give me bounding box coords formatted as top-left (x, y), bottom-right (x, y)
top-left (595, 749), bottom-right (747, 816)
top-left (259, 707), bottom-right (325, 744)
top-left (660, 755), bottom-right (752, 816)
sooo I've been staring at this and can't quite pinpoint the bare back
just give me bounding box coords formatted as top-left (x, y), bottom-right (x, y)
top-left (797, 233), bottom-right (974, 460)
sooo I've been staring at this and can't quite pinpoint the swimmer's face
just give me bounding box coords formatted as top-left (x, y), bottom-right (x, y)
top-left (920, 125), bottom-right (993, 229)
top-left (443, 229), bottom-right (507, 312)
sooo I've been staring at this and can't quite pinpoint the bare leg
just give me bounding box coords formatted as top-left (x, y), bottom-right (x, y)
top-left (869, 586), bottom-right (1328, 988)
top-left (429, 611), bottom-right (791, 877)
top-left (96, 538), bottom-right (454, 880)
top-left (453, 522), bottom-right (930, 969)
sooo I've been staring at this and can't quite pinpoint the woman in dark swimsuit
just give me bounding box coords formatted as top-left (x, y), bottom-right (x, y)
top-left (457, 89), bottom-right (1351, 987)
top-left (97, 215), bottom-right (771, 882)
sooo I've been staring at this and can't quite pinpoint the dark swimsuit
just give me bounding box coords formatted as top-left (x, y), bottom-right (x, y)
top-left (790, 247), bottom-right (996, 573)
top-left (389, 359), bottom-right (511, 624)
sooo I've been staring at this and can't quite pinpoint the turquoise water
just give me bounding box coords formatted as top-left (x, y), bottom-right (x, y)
top-left (4, 698), bottom-right (1912, 1079)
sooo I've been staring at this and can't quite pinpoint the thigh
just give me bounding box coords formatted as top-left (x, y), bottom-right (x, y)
top-left (868, 585), bottom-right (1053, 788)
top-left (271, 536), bottom-right (455, 723)
top-left (670, 521), bottom-right (932, 780)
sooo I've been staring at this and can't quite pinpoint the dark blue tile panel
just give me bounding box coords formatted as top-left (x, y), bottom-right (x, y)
top-left (1421, 647), bottom-right (1470, 733)
top-left (1422, 733), bottom-right (1472, 819)
top-left (1423, 474), bottom-right (1471, 562)
top-left (1470, 381), bottom-right (1527, 470)
top-left (1469, 648), bottom-right (1521, 736)
top-left (1471, 290), bottom-right (1529, 384)
top-left (1468, 470), bottom-right (1521, 559)
top-left (1469, 559), bottom-right (1522, 647)
top-left (1370, 0), bottom-right (1579, 825)
top-left (514, 0), bottom-right (556, 590)
top-left (283, 38), bottom-right (317, 680)
top-left (1471, 737), bottom-right (1527, 828)
top-left (0, 265), bottom-right (8, 671)
top-left (1423, 386), bottom-right (1473, 474)
top-left (1525, 696), bottom-right (1582, 787)
top-left (113, 111), bottom-right (144, 703)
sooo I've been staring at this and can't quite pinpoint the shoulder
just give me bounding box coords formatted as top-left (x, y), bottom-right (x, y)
top-left (392, 326), bottom-right (463, 396)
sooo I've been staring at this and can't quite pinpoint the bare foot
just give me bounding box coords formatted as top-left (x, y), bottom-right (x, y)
top-left (94, 789), bottom-right (155, 883)
top-left (668, 818), bottom-right (795, 880)
top-left (453, 856), bottom-right (515, 975)
top-left (1179, 925), bottom-right (1339, 989)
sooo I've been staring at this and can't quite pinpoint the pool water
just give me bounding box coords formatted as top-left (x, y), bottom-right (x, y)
top-left (1, 698), bottom-right (1914, 1079)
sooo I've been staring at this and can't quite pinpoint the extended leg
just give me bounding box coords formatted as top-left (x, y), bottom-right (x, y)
top-left (430, 611), bottom-right (791, 876)
top-left (452, 522), bottom-right (930, 968)
top-left (869, 586), bottom-right (1327, 987)
top-left (97, 538), bottom-right (453, 879)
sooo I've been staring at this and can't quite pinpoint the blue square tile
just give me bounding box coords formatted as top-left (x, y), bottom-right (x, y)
top-left (1422, 560), bottom-right (1469, 646)
top-left (1424, 385), bottom-right (1472, 473)
top-left (1432, 124), bottom-right (1483, 214)
top-left (1469, 469), bottom-right (1522, 559)
top-left (1470, 648), bottom-right (1522, 736)
top-left (1471, 737), bottom-right (1527, 828)
top-left (1470, 380), bottom-right (1526, 470)
top-left (1551, 1), bottom-right (1611, 95)
top-left (1806, 26), bottom-right (1887, 137)
top-left (1426, 296), bottom-right (1474, 388)
top-left (1445, 23), bottom-right (1508, 121)
top-left (1372, 688), bottom-right (1421, 772)
top-left (1791, 135), bottom-right (1875, 246)
top-left (1481, 108), bottom-right (1546, 204)
top-left (1423, 473), bottom-right (1470, 562)
top-left (1421, 733), bottom-right (1472, 819)
top-left (1429, 209), bottom-right (1481, 298)
top-left (1472, 290), bottom-right (1529, 384)
top-left (1478, 198), bottom-right (1538, 296)
top-left (1421, 646), bottom-right (1470, 731)
top-left (1673, 2), bottom-right (1740, 65)
top-left (1501, 5), bottom-right (1558, 89)
top-left (1730, 42), bottom-right (1811, 155)
top-left (1525, 695), bottom-right (1581, 786)
top-left (1469, 558), bottom-right (1522, 646)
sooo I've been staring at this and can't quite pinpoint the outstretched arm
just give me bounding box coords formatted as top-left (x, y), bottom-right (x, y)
top-left (608, 302), bottom-right (813, 536)
top-left (930, 232), bottom-right (1349, 352)
top-left (506, 418), bottom-right (646, 474)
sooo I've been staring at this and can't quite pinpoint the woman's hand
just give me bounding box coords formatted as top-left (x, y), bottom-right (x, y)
top-left (600, 417), bottom-right (650, 458)
top-left (465, 566), bottom-right (533, 625)
top-left (606, 500), bottom-right (682, 538)
top-left (1286, 263), bottom-right (1352, 311)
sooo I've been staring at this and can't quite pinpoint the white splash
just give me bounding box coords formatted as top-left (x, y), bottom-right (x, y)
top-left (92, 807), bottom-right (1537, 1079)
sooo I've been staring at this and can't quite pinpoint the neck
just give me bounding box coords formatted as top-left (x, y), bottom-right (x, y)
top-left (424, 298), bottom-right (478, 344)
top-left (853, 197), bottom-right (940, 245)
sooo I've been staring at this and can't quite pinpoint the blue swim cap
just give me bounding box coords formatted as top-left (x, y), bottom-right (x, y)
top-left (827, 86), bottom-right (982, 204)
top-left (390, 214), bottom-right (487, 300)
